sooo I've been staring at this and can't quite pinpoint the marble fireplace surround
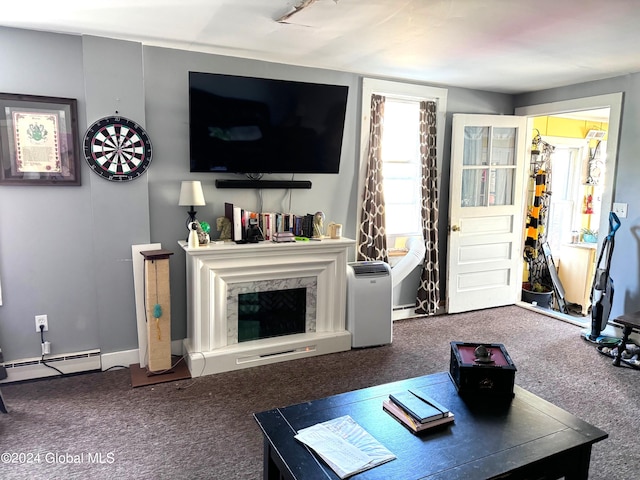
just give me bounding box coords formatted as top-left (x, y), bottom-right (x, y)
top-left (181, 238), bottom-right (354, 376)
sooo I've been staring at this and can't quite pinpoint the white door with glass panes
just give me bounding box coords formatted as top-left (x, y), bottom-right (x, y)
top-left (447, 114), bottom-right (528, 313)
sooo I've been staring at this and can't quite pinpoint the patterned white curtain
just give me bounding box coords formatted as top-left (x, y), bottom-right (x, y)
top-left (415, 101), bottom-right (440, 315)
top-left (357, 94), bottom-right (388, 263)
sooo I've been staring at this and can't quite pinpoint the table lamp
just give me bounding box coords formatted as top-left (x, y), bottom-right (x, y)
top-left (178, 180), bottom-right (206, 240)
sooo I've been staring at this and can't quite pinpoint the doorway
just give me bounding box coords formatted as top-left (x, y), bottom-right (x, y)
top-left (446, 114), bottom-right (528, 314)
top-left (515, 94), bottom-right (623, 326)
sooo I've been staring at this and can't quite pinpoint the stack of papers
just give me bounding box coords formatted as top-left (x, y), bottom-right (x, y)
top-left (294, 415), bottom-right (396, 478)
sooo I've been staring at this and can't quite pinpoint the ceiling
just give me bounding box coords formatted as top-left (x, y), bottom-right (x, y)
top-left (2, 0), bottom-right (640, 94)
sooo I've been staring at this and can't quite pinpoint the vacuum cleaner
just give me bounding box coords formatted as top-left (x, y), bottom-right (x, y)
top-left (582, 211), bottom-right (621, 345)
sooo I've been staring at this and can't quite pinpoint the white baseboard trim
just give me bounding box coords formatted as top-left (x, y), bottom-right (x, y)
top-left (392, 303), bottom-right (445, 321)
top-left (101, 340), bottom-right (184, 371)
top-left (101, 349), bottom-right (139, 371)
top-left (393, 307), bottom-right (421, 321)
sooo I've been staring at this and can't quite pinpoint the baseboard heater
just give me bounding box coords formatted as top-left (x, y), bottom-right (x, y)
top-left (215, 179), bottom-right (312, 189)
top-left (236, 345), bottom-right (317, 364)
top-left (0, 349), bottom-right (101, 383)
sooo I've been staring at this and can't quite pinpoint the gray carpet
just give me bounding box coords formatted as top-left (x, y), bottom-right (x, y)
top-left (1, 306), bottom-right (637, 479)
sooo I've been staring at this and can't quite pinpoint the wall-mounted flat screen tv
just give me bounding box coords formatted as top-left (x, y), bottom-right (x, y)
top-left (189, 71), bottom-right (349, 174)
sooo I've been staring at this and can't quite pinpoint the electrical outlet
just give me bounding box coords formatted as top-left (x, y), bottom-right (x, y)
top-left (613, 202), bottom-right (628, 218)
top-left (35, 314), bottom-right (48, 332)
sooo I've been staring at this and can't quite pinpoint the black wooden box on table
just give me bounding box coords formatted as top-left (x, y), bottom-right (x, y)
top-left (449, 342), bottom-right (517, 398)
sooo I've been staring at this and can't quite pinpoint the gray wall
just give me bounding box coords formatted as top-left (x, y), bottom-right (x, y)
top-left (142, 47), bottom-right (361, 341)
top-left (0, 26), bottom-right (514, 362)
top-left (83, 36), bottom-right (151, 354)
top-left (515, 74), bottom-right (640, 319)
top-left (0, 28), bottom-right (97, 359)
top-left (0, 30), bottom-right (149, 360)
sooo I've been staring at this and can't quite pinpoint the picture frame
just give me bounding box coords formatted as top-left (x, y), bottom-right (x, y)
top-left (0, 93), bottom-right (81, 186)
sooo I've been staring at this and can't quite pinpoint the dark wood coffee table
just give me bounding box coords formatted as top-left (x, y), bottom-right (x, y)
top-left (254, 372), bottom-right (607, 479)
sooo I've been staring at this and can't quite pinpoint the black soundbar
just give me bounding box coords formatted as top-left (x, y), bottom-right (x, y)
top-left (215, 180), bottom-right (312, 189)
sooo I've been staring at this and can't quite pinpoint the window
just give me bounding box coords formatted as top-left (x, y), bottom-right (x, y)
top-left (545, 139), bottom-right (603, 255)
top-left (461, 126), bottom-right (517, 208)
top-left (360, 78), bottom-right (447, 253)
top-left (547, 146), bottom-right (580, 253)
top-left (380, 99), bottom-right (422, 245)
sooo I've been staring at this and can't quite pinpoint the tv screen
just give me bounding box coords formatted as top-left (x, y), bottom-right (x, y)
top-left (189, 71), bottom-right (348, 174)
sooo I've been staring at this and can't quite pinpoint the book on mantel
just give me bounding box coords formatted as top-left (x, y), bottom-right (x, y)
top-left (384, 389), bottom-right (454, 434)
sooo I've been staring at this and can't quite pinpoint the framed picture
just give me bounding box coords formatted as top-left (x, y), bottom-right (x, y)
top-left (0, 93), bottom-right (81, 186)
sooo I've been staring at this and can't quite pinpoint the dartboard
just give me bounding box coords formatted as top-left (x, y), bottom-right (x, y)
top-left (83, 115), bottom-right (152, 181)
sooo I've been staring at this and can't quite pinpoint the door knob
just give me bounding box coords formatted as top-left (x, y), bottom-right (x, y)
top-left (451, 225), bottom-right (460, 232)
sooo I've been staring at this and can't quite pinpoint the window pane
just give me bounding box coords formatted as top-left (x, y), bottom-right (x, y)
top-left (547, 200), bottom-right (574, 252)
top-left (491, 127), bottom-right (516, 166)
top-left (549, 148), bottom-right (572, 201)
top-left (490, 168), bottom-right (515, 206)
top-left (463, 127), bottom-right (488, 166)
top-left (548, 146), bottom-right (582, 242)
top-left (385, 178), bottom-right (419, 203)
top-left (383, 162), bottom-right (419, 178)
top-left (386, 202), bottom-right (422, 235)
top-left (379, 98), bottom-right (422, 238)
top-left (383, 162), bottom-right (422, 235)
top-left (461, 169), bottom-right (488, 207)
top-left (381, 101), bottom-right (420, 162)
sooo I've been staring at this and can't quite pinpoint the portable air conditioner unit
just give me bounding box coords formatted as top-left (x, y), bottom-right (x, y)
top-left (346, 261), bottom-right (392, 348)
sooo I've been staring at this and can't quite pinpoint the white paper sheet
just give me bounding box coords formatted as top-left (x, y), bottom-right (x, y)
top-left (295, 415), bottom-right (396, 479)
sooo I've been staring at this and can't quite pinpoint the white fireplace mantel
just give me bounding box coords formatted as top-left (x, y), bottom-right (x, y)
top-left (180, 238), bottom-right (355, 376)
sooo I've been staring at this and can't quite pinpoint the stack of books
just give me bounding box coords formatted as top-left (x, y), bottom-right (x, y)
top-left (383, 388), bottom-right (454, 434)
top-left (224, 202), bottom-right (320, 242)
top-left (273, 231), bottom-right (295, 243)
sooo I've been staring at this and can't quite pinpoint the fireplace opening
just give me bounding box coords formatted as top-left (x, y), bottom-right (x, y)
top-left (238, 288), bottom-right (307, 342)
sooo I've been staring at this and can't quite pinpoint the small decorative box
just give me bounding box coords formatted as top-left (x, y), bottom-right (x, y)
top-left (449, 342), bottom-right (517, 398)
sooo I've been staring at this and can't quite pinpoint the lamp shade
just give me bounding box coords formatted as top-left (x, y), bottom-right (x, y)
top-left (178, 181), bottom-right (206, 206)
